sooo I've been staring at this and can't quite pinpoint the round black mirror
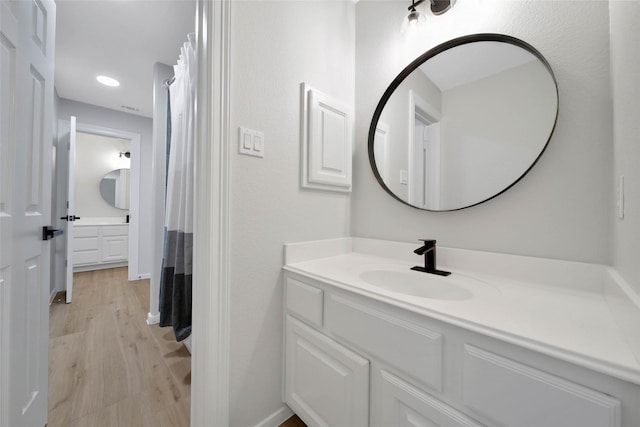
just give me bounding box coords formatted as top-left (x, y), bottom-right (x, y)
top-left (368, 34), bottom-right (559, 211)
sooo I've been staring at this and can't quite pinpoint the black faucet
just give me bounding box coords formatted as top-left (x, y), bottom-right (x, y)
top-left (411, 239), bottom-right (451, 276)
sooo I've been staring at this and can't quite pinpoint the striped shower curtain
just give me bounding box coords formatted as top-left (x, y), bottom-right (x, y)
top-left (159, 34), bottom-right (196, 342)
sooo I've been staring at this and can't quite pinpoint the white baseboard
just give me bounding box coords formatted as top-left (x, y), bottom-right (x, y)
top-left (146, 312), bottom-right (160, 325)
top-left (49, 289), bottom-right (58, 305)
top-left (254, 405), bottom-right (294, 427)
top-left (183, 335), bottom-right (192, 354)
top-left (73, 261), bottom-right (128, 273)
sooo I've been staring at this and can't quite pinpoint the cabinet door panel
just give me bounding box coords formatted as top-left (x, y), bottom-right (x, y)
top-left (463, 345), bottom-right (620, 427)
top-left (285, 316), bottom-right (369, 427)
top-left (376, 370), bottom-right (484, 427)
top-left (101, 236), bottom-right (128, 262)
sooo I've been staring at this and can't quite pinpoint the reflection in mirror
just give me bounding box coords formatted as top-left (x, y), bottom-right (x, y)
top-left (369, 34), bottom-right (558, 211)
top-left (99, 168), bottom-right (131, 210)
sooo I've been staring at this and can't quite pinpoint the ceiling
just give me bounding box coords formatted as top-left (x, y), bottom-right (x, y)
top-left (55, 0), bottom-right (197, 118)
top-left (420, 41), bottom-right (537, 91)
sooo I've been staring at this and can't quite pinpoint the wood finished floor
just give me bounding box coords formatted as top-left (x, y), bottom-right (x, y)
top-left (279, 415), bottom-right (307, 427)
top-left (48, 267), bottom-right (191, 427)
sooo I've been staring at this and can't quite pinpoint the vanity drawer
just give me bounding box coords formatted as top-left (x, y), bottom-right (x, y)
top-left (73, 250), bottom-right (99, 265)
top-left (74, 226), bottom-right (99, 238)
top-left (325, 294), bottom-right (443, 392)
top-left (74, 237), bottom-right (98, 251)
top-left (101, 225), bottom-right (128, 237)
top-left (463, 345), bottom-right (621, 427)
top-left (286, 277), bottom-right (323, 328)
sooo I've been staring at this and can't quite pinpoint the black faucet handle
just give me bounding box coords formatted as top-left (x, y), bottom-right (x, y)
top-left (414, 239), bottom-right (436, 255)
top-left (411, 239), bottom-right (451, 276)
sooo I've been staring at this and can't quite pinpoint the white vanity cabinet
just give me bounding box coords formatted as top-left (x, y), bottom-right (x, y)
top-left (73, 223), bottom-right (128, 270)
top-left (285, 316), bottom-right (370, 427)
top-left (284, 272), bottom-right (635, 427)
top-left (284, 278), bottom-right (370, 427)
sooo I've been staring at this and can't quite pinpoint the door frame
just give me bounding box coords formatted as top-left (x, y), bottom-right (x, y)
top-left (373, 121), bottom-right (391, 184)
top-left (191, 0), bottom-right (231, 425)
top-left (71, 122), bottom-right (141, 281)
top-left (408, 90), bottom-right (442, 210)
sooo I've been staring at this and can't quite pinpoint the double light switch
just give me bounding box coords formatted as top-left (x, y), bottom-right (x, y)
top-left (239, 127), bottom-right (264, 158)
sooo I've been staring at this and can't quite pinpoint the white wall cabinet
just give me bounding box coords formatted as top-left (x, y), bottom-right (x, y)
top-left (73, 224), bottom-right (128, 270)
top-left (284, 273), bottom-right (635, 427)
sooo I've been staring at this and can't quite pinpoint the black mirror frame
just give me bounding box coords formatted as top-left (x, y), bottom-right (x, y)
top-left (367, 33), bottom-right (559, 212)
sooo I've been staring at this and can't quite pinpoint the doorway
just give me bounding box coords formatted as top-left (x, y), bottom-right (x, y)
top-left (408, 90), bottom-right (442, 210)
top-left (64, 123), bottom-right (141, 281)
top-left (410, 113), bottom-right (441, 210)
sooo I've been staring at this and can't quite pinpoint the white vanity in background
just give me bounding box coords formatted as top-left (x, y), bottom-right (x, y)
top-left (283, 238), bottom-right (640, 427)
top-left (73, 217), bottom-right (129, 271)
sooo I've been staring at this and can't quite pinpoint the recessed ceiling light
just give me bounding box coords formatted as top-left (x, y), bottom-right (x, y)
top-left (96, 75), bottom-right (120, 87)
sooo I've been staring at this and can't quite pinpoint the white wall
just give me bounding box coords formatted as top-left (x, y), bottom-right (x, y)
top-left (229, 1), bottom-right (354, 425)
top-left (440, 61), bottom-right (556, 209)
top-left (611, 1), bottom-right (640, 294)
top-left (354, 0), bottom-right (612, 264)
top-left (57, 98), bottom-right (153, 276)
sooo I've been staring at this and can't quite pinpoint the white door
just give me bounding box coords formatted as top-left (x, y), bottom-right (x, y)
top-left (62, 117), bottom-right (77, 303)
top-left (0, 0), bottom-right (56, 426)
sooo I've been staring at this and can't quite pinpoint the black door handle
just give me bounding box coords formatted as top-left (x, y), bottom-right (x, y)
top-left (42, 226), bottom-right (64, 241)
top-left (60, 215), bottom-right (81, 221)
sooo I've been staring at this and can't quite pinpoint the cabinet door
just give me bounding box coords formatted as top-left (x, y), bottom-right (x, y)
top-left (101, 235), bottom-right (128, 262)
top-left (375, 370), bottom-right (484, 427)
top-left (463, 345), bottom-right (621, 427)
top-left (285, 316), bottom-right (369, 427)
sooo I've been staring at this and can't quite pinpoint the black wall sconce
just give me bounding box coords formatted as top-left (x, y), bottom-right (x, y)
top-left (403, 0), bottom-right (454, 32)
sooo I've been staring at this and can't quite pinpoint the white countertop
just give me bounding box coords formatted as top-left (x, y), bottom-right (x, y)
top-left (74, 217), bottom-right (129, 226)
top-left (283, 238), bottom-right (640, 385)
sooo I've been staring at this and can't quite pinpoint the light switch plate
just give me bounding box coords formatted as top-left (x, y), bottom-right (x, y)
top-left (400, 170), bottom-right (408, 185)
top-left (239, 127), bottom-right (265, 158)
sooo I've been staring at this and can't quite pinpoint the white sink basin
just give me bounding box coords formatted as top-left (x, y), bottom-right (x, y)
top-left (359, 269), bottom-right (472, 300)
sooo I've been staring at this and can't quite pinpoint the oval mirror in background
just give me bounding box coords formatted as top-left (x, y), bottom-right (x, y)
top-left (99, 168), bottom-right (131, 210)
top-left (368, 34), bottom-right (559, 211)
